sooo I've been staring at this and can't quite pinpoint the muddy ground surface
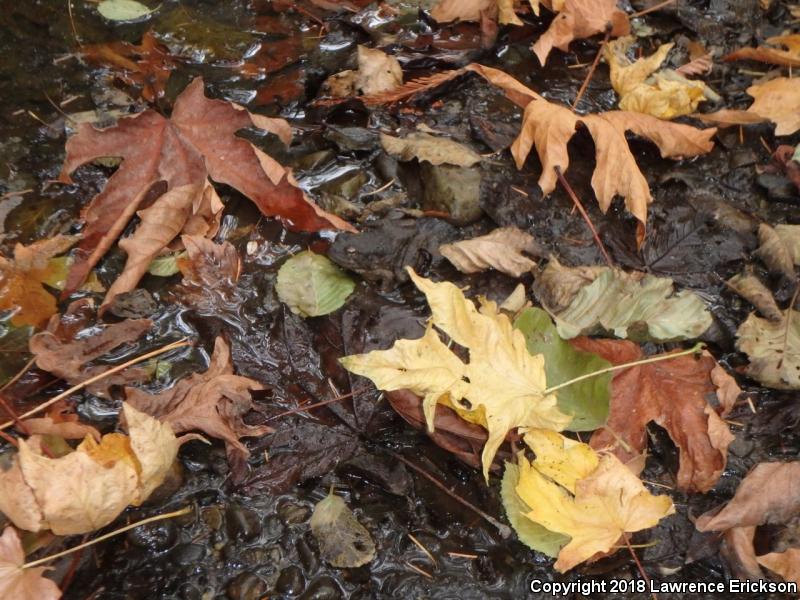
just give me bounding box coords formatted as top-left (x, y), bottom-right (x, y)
top-left (1, 0), bottom-right (799, 598)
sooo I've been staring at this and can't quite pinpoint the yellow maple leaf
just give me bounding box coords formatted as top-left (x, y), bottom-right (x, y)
top-left (515, 430), bottom-right (674, 572)
top-left (340, 268), bottom-right (571, 480)
top-left (604, 36), bottom-right (713, 120)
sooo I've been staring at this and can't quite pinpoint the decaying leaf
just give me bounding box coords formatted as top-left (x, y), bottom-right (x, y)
top-left (0, 526), bottom-right (61, 600)
top-left (535, 261), bottom-right (712, 341)
top-left (322, 46), bottom-right (402, 97)
top-left (0, 404), bottom-right (178, 535)
top-left (310, 491), bottom-right (376, 568)
top-left (97, 0), bottom-right (155, 22)
top-left (509, 429), bottom-right (674, 572)
top-left (125, 336), bottom-right (268, 475)
top-left (340, 269), bottom-right (571, 480)
top-left (746, 78), bottom-right (800, 136)
top-left (29, 317), bottom-right (152, 398)
top-left (756, 223), bottom-right (799, 278)
top-left (604, 36), bottom-right (713, 119)
top-left (440, 227), bottom-right (539, 277)
top-left (380, 132), bottom-right (482, 167)
top-left (0, 235), bottom-right (78, 328)
top-left (575, 338), bottom-right (733, 492)
top-left (60, 78), bottom-right (350, 307)
top-left (511, 96), bottom-right (716, 226)
top-left (515, 308), bottom-right (611, 430)
top-left (725, 34), bottom-right (800, 68)
top-left (736, 309), bottom-right (800, 389)
top-left (175, 235), bottom-right (242, 315)
top-left (726, 273), bottom-right (783, 321)
top-left (276, 251), bottom-right (355, 317)
top-left (532, 0), bottom-right (629, 65)
top-left (757, 548), bottom-right (800, 586)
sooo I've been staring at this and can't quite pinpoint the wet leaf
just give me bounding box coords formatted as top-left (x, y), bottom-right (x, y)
top-left (604, 36), bottom-right (712, 119)
top-left (0, 404), bottom-right (178, 535)
top-left (97, 0), bottom-right (155, 22)
top-left (0, 526), bottom-right (60, 600)
top-left (533, 0), bottom-right (629, 65)
top-left (322, 46), bottom-right (402, 97)
top-left (736, 309), bottom-right (800, 389)
top-left (726, 273), bottom-right (782, 321)
top-left (0, 235), bottom-right (79, 328)
top-left (512, 429), bottom-right (674, 572)
top-left (380, 132), bottom-right (482, 167)
top-left (176, 235), bottom-right (242, 314)
top-left (276, 251), bottom-right (355, 317)
top-left (725, 34), bottom-right (800, 68)
top-left (511, 96), bottom-right (716, 226)
top-left (756, 223), bottom-right (799, 278)
top-left (746, 77), bottom-right (800, 136)
top-left (29, 317), bottom-right (152, 398)
top-left (500, 461), bottom-right (569, 557)
top-left (575, 338), bottom-right (733, 492)
top-left (515, 308), bottom-right (611, 430)
top-left (125, 337), bottom-right (268, 477)
top-left (310, 491), bottom-right (376, 568)
top-left (147, 251), bottom-right (186, 277)
top-left (440, 227), bottom-right (539, 277)
top-left (60, 78), bottom-right (350, 307)
top-left (340, 269), bottom-right (571, 480)
top-left (536, 262), bottom-right (712, 341)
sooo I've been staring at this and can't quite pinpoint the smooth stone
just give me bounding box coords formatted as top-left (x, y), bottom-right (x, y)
top-left (171, 543), bottom-right (206, 566)
top-left (275, 565), bottom-right (305, 595)
top-left (226, 572), bottom-right (268, 600)
top-left (127, 520), bottom-right (177, 552)
top-left (298, 576), bottom-right (343, 600)
top-left (420, 163), bottom-right (483, 225)
top-left (277, 500), bottom-right (311, 525)
top-left (226, 505), bottom-right (262, 542)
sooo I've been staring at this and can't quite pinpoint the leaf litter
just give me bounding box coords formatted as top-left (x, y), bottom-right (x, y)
top-left (2, 0), bottom-right (800, 596)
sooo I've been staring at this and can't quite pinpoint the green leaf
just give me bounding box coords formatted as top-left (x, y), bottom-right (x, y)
top-left (501, 462), bottom-right (569, 558)
top-left (276, 251), bottom-right (355, 318)
top-left (97, 0), bottom-right (156, 21)
top-left (553, 269), bottom-right (711, 342)
top-left (147, 252), bottom-right (186, 277)
top-left (515, 308), bottom-right (611, 430)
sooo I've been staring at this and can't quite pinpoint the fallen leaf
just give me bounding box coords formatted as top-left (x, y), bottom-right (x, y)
top-left (310, 491), bottom-right (376, 568)
top-left (380, 132), bottom-right (482, 167)
top-left (757, 548), bottom-right (800, 586)
top-left (0, 235), bottom-right (78, 327)
top-left (276, 251), bottom-right (355, 317)
top-left (97, 0), bottom-right (155, 21)
top-left (675, 53), bottom-right (713, 77)
top-left (604, 36), bottom-right (712, 119)
top-left (726, 273), bottom-right (782, 321)
top-left (696, 462), bottom-right (800, 532)
top-left (710, 359), bottom-right (742, 418)
top-left (725, 34), bottom-right (800, 68)
top-left (175, 235), bottom-right (242, 315)
top-left (81, 31), bottom-right (176, 103)
top-left (756, 223), bottom-right (799, 278)
top-left (125, 336), bottom-right (269, 476)
top-left (0, 526), bottom-right (60, 600)
top-left (431, 0), bottom-right (494, 23)
top-left (535, 262), bottom-right (712, 341)
top-left (575, 337), bottom-right (734, 492)
top-left (532, 0), bottom-right (629, 65)
top-left (746, 77), bottom-right (800, 136)
top-left (340, 268), bottom-right (571, 480)
top-left (512, 430), bottom-right (674, 572)
top-left (60, 77), bottom-right (350, 306)
top-left (515, 308), bottom-right (611, 430)
top-left (21, 416), bottom-right (101, 442)
top-left (29, 317), bottom-right (152, 398)
top-left (322, 46), bottom-right (402, 97)
top-left (736, 309), bottom-right (800, 389)
top-left (510, 97), bottom-right (716, 226)
top-left (0, 403), bottom-right (178, 535)
top-left (532, 257), bottom-right (604, 312)
top-left (439, 227), bottom-right (540, 277)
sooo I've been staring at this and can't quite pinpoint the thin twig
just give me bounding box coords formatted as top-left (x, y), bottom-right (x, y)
top-left (0, 339), bottom-right (190, 431)
top-left (404, 561), bottom-right (433, 579)
top-left (67, 0), bottom-right (81, 46)
top-left (0, 356), bottom-right (36, 393)
top-left (545, 343), bottom-right (704, 394)
top-left (631, 0), bottom-right (676, 18)
top-left (554, 167), bottom-right (614, 268)
top-left (389, 451), bottom-right (512, 539)
top-left (22, 507), bottom-right (192, 569)
top-left (572, 27), bottom-right (612, 111)
top-left (408, 533), bottom-right (438, 566)
top-left (624, 535), bottom-right (657, 600)
top-left (266, 387), bottom-right (367, 421)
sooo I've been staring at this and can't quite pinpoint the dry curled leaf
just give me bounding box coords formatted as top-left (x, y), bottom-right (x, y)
top-left (0, 526), bottom-right (61, 600)
top-left (726, 273), bottom-right (782, 321)
top-left (756, 223), bottom-right (799, 279)
top-left (575, 338), bottom-right (734, 493)
top-left (380, 132), bottom-right (482, 167)
top-left (125, 336), bottom-right (268, 478)
top-left (439, 227), bottom-right (540, 277)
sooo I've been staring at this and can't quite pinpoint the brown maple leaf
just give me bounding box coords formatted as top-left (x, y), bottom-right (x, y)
top-left (60, 78), bottom-right (352, 307)
top-left (572, 338), bottom-right (733, 493)
top-left (125, 336), bottom-right (269, 478)
top-left (533, 0), bottom-right (629, 65)
top-left (82, 31), bottom-right (178, 103)
top-left (0, 526), bottom-right (60, 600)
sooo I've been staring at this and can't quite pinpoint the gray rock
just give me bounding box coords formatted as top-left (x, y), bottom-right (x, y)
top-left (420, 163), bottom-right (483, 225)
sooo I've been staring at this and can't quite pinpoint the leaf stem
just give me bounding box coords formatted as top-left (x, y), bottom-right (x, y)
top-left (0, 339), bottom-right (191, 432)
top-left (544, 342), bottom-right (705, 394)
top-left (21, 506), bottom-right (192, 570)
